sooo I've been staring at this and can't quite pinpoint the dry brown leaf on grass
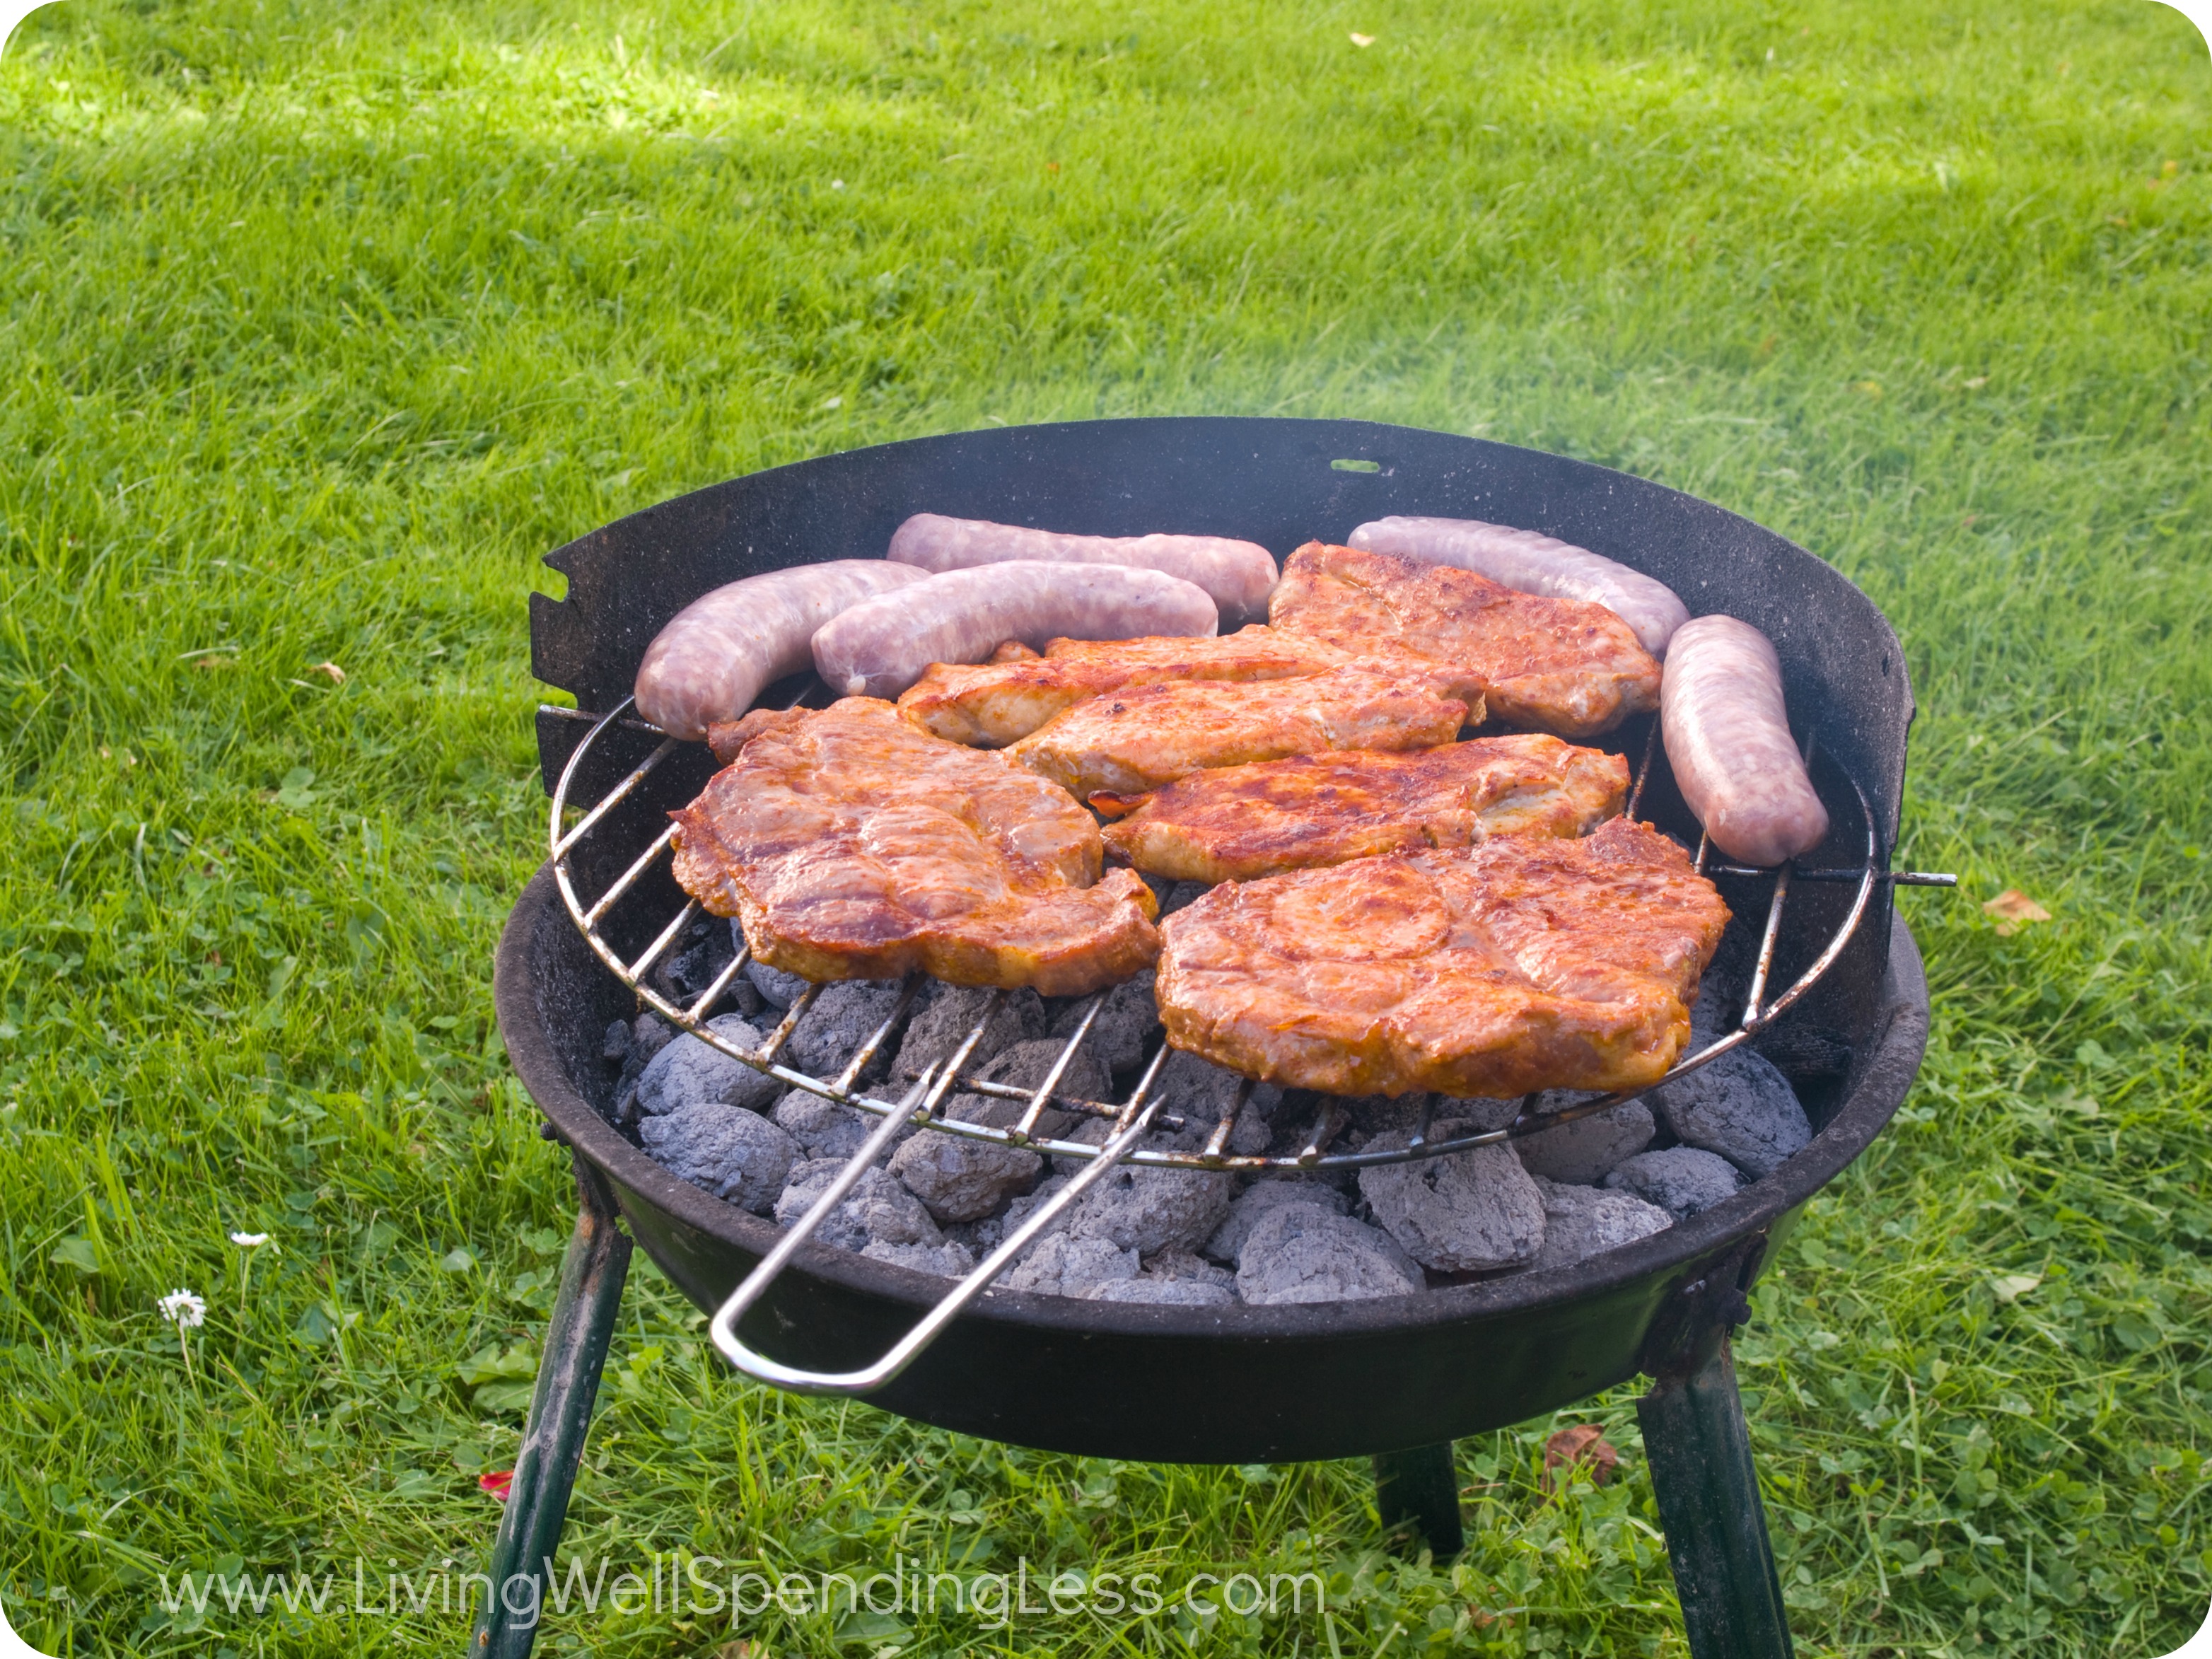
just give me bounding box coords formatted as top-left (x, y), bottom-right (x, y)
top-left (313, 661), bottom-right (346, 683)
top-left (1984, 888), bottom-right (2051, 936)
top-left (1541, 1424), bottom-right (1618, 1491)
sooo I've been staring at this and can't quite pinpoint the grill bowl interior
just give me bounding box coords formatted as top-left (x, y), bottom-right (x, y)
top-left (503, 417), bottom-right (1928, 1462)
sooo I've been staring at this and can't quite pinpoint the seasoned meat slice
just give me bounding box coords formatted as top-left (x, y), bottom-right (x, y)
top-left (897, 626), bottom-right (1351, 747)
top-left (1269, 542), bottom-right (1662, 738)
top-left (1156, 818), bottom-right (1730, 1098)
top-left (1096, 735), bottom-right (1629, 883)
top-left (670, 698), bottom-right (1160, 996)
top-left (1005, 662), bottom-right (1482, 803)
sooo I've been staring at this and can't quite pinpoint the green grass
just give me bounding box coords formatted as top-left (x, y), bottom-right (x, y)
top-left (2, 0), bottom-right (2208, 1653)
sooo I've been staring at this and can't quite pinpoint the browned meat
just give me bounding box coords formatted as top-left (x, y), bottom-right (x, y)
top-left (670, 698), bottom-right (1160, 995)
top-left (1156, 818), bottom-right (1730, 1098)
top-left (1005, 662), bottom-right (1482, 803)
top-left (1269, 542), bottom-right (1662, 738)
top-left (1095, 735), bottom-right (1629, 882)
top-left (897, 626), bottom-right (1353, 747)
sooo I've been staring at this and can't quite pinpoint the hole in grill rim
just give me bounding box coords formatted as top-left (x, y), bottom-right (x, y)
top-left (542, 687), bottom-right (1911, 1176)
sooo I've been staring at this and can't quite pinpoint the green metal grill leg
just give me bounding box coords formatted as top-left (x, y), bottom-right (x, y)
top-left (1373, 1442), bottom-right (1464, 1559)
top-left (1638, 1333), bottom-right (1794, 1659)
top-left (471, 1153), bottom-right (633, 1658)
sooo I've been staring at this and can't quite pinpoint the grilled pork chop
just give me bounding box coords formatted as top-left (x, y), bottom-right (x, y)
top-left (897, 627), bottom-right (1351, 747)
top-left (1269, 542), bottom-right (1662, 738)
top-left (1094, 734), bottom-right (1629, 883)
top-left (1156, 818), bottom-right (1730, 1098)
top-left (671, 698), bottom-right (1160, 995)
top-left (1005, 661), bottom-right (1482, 803)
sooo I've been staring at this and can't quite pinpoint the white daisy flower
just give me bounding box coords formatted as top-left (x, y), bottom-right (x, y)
top-left (230, 1232), bottom-right (271, 1247)
top-left (158, 1288), bottom-right (206, 1329)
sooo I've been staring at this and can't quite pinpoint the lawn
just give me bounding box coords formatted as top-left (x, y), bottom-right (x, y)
top-left (1, 0), bottom-right (2208, 1653)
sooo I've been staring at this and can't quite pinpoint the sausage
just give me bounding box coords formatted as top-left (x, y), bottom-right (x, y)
top-left (887, 513), bottom-right (1278, 624)
top-left (812, 561), bottom-right (1218, 700)
top-left (1349, 516), bottom-right (1689, 658)
top-left (634, 560), bottom-right (928, 741)
top-left (1660, 615), bottom-right (1829, 867)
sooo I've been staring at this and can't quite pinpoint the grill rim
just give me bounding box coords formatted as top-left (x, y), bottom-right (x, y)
top-left (497, 858), bottom-right (1930, 1343)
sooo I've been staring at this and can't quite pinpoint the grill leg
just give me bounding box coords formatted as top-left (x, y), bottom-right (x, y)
top-left (1638, 1334), bottom-right (1794, 1659)
top-left (1372, 1442), bottom-right (1464, 1559)
top-left (471, 1153), bottom-right (634, 1659)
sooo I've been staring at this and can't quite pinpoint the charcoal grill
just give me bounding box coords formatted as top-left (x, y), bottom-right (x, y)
top-left (481, 417), bottom-right (1947, 1659)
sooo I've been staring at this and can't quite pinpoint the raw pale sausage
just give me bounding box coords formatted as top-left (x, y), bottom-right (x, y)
top-left (1349, 516), bottom-right (1689, 658)
top-left (888, 513), bottom-right (1278, 624)
top-left (634, 560), bottom-right (928, 741)
top-left (812, 561), bottom-right (1218, 701)
top-left (1660, 615), bottom-right (1829, 867)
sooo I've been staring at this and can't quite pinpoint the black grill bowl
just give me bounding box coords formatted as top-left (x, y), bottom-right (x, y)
top-left (498, 417), bottom-right (1930, 1465)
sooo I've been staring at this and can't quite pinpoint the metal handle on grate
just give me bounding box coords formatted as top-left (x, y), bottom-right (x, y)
top-left (706, 1063), bottom-right (1170, 1395)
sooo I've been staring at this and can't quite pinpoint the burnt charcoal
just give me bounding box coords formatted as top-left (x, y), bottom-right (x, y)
top-left (631, 1013), bottom-right (676, 1062)
top-left (886, 1068), bottom-right (1061, 1224)
top-left (1085, 1276), bottom-right (1235, 1308)
top-left (785, 979), bottom-right (907, 1083)
top-left (639, 1102), bottom-right (796, 1214)
top-left (603, 1018), bottom-right (632, 1062)
top-left (772, 1089), bottom-right (880, 1161)
top-left (1158, 879), bottom-right (1211, 917)
top-left (610, 1012), bottom-right (678, 1124)
top-left (1138, 1247), bottom-right (1235, 1288)
top-left (636, 1015), bottom-right (780, 1116)
top-left (657, 918), bottom-right (740, 1005)
top-left (1431, 1095), bottom-right (1521, 1133)
top-left (1236, 1206), bottom-right (1424, 1305)
top-left (863, 1239), bottom-right (977, 1278)
top-left (773, 1160), bottom-right (943, 1253)
top-left (1514, 1101), bottom-right (1656, 1184)
top-left (970, 1039), bottom-right (1110, 1129)
top-left (1202, 1180), bottom-right (1346, 1265)
top-left (744, 956), bottom-right (812, 1011)
top-left (1047, 968), bottom-right (1161, 1078)
top-left (1652, 1048), bottom-right (1811, 1178)
top-left (1604, 1146), bottom-right (1743, 1219)
top-left (1002, 1231), bottom-right (1139, 1298)
top-left (1358, 1124), bottom-right (1545, 1272)
top-left (1068, 1161), bottom-right (1235, 1257)
top-left (1689, 976), bottom-right (1744, 1048)
top-left (1527, 1176), bottom-right (1672, 1269)
top-left (1151, 1049), bottom-right (1281, 1153)
top-left (892, 986), bottom-right (1047, 1082)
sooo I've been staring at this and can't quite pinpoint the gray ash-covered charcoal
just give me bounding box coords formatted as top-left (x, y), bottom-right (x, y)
top-left (1358, 1124), bottom-right (1546, 1272)
top-left (892, 985), bottom-right (1047, 1081)
top-left (1689, 976), bottom-right (1742, 1048)
top-left (773, 1161), bottom-right (943, 1253)
top-left (863, 1238), bottom-right (977, 1278)
top-left (1431, 1095), bottom-right (1522, 1133)
top-left (1002, 1231), bottom-right (1139, 1298)
top-left (1604, 1146), bottom-right (1743, 1219)
top-left (609, 1011), bottom-right (679, 1122)
top-left (1139, 1247), bottom-right (1236, 1288)
top-left (1513, 1101), bottom-right (1655, 1185)
top-left (887, 1038), bottom-right (1109, 1223)
top-left (1068, 1160), bottom-right (1235, 1257)
top-left (1085, 1276), bottom-right (1235, 1308)
top-left (1047, 968), bottom-right (1161, 1078)
top-left (1527, 1175), bottom-right (1672, 1269)
top-left (1652, 1048), bottom-right (1811, 1178)
top-left (1151, 1049), bottom-right (1280, 1154)
top-left (1237, 1206), bottom-right (1424, 1305)
top-left (639, 1102), bottom-right (796, 1214)
top-left (1202, 1180), bottom-right (1346, 1265)
top-left (743, 956), bottom-right (811, 1012)
top-left (635, 1015), bottom-right (779, 1116)
top-left (785, 979), bottom-right (908, 1082)
top-left (772, 1089), bottom-right (879, 1162)
top-left (603, 1019), bottom-right (632, 1062)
